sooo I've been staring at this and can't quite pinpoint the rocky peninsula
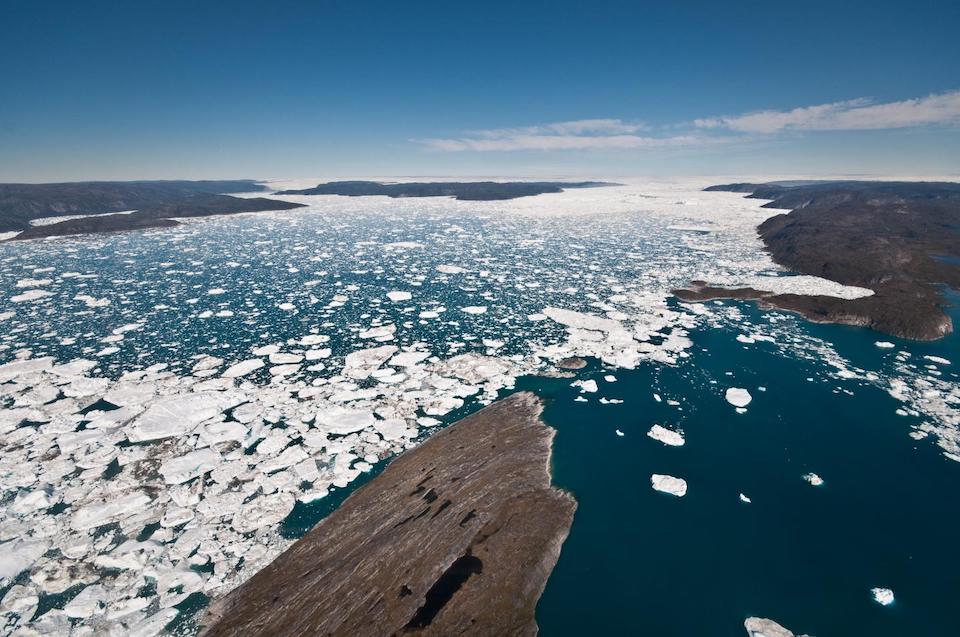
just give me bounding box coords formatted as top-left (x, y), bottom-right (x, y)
top-left (273, 180), bottom-right (611, 200)
top-left (676, 181), bottom-right (960, 340)
top-left (201, 392), bottom-right (576, 637)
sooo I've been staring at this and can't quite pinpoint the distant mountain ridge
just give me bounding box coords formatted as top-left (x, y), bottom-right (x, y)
top-left (274, 180), bottom-right (612, 201)
top-left (0, 180), bottom-right (304, 239)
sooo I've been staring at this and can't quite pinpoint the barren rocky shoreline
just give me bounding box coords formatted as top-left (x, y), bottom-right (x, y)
top-left (201, 392), bottom-right (575, 636)
top-left (676, 181), bottom-right (960, 341)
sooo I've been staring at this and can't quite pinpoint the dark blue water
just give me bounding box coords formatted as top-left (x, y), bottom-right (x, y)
top-left (532, 299), bottom-right (960, 636)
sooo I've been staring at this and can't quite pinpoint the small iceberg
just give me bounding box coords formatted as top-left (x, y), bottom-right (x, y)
top-left (803, 472), bottom-right (824, 486)
top-left (871, 587), bottom-right (895, 606)
top-left (725, 387), bottom-right (752, 408)
top-left (651, 474), bottom-right (687, 497)
top-left (646, 424), bottom-right (685, 447)
top-left (739, 493), bottom-right (752, 503)
top-left (615, 429), bottom-right (625, 437)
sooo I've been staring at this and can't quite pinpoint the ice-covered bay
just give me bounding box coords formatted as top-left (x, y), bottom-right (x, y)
top-left (0, 179), bottom-right (956, 634)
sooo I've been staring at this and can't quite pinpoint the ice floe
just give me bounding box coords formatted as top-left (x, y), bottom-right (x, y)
top-left (871, 587), bottom-right (895, 606)
top-left (725, 387), bottom-right (752, 408)
top-left (647, 424), bottom-right (685, 446)
top-left (651, 474), bottom-right (687, 497)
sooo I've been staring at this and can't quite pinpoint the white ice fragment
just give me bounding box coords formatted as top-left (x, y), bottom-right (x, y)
top-left (71, 491), bottom-right (152, 531)
top-left (359, 324), bottom-right (396, 339)
top-left (875, 341), bottom-right (895, 349)
top-left (461, 305), bottom-right (487, 315)
top-left (651, 474), bottom-right (687, 497)
top-left (390, 351), bottom-right (430, 367)
top-left (222, 358), bottom-right (264, 378)
top-left (64, 584), bottom-right (105, 619)
top-left (160, 448), bottom-right (220, 484)
top-left (386, 290), bottom-right (412, 302)
top-left (543, 306), bottom-right (621, 332)
top-left (725, 387), bottom-right (752, 408)
top-left (647, 424), bottom-right (685, 446)
top-left (269, 352), bottom-right (303, 364)
top-left (0, 540), bottom-right (49, 583)
top-left (11, 289), bottom-right (54, 303)
top-left (314, 406), bottom-right (376, 435)
top-left (344, 345), bottom-right (398, 379)
top-left (615, 429), bottom-right (625, 437)
top-left (739, 493), bottom-right (752, 503)
top-left (128, 392), bottom-right (242, 442)
top-left (572, 379), bottom-right (598, 393)
top-left (871, 587), bottom-right (895, 606)
top-left (803, 472), bottom-right (824, 486)
top-left (232, 492), bottom-right (295, 533)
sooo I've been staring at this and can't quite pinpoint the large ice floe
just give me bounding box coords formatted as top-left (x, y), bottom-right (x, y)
top-left (0, 178), bottom-right (956, 634)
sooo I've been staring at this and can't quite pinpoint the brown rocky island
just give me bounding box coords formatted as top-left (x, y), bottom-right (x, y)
top-left (201, 392), bottom-right (576, 637)
top-left (675, 181), bottom-right (960, 340)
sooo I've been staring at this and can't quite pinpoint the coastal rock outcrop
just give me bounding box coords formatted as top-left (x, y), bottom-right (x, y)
top-left (677, 181), bottom-right (960, 340)
top-left (201, 392), bottom-right (576, 636)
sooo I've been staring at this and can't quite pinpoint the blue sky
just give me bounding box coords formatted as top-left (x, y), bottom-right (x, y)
top-left (1, 0), bottom-right (958, 181)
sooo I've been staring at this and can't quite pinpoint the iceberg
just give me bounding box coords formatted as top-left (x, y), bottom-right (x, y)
top-left (647, 424), bottom-right (685, 446)
top-left (651, 474), bottom-right (687, 497)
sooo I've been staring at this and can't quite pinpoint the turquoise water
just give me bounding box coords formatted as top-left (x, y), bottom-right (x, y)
top-left (533, 298), bottom-right (960, 636)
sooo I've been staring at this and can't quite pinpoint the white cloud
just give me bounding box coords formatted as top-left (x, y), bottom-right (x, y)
top-left (418, 89), bottom-right (960, 152)
top-left (418, 133), bottom-right (714, 152)
top-left (471, 118), bottom-right (647, 138)
top-left (696, 90), bottom-right (960, 133)
top-left (418, 118), bottom-right (713, 152)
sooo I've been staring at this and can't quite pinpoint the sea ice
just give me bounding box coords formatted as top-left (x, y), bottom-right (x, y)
top-left (647, 424), bottom-right (685, 446)
top-left (160, 448), bottom-right (221, 484)
top-left (572, 379), bottom-right (598, 393)
top-left (651, 474), bottom-right (687, 497)
top-left (725, 387), bottom-right (752, 407)
top-left (871, 587), bottom-right (895, 605)
top-left (10, 289), bottom-right (54, 303)
top-left (128, 392), bottom-right (242, 442)
top-left (314, 406), bottom-right (376, 435)
top-left (803, 472), bottom-right (824, 486)
top-left (222, 358), bottom-right (264, 378)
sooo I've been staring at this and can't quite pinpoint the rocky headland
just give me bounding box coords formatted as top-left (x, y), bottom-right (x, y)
top-left (676, 181), bottom-right (960, 340)
top-left (201, 392), bottom-right (576, 637)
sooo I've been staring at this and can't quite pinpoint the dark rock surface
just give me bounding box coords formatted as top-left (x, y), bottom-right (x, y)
top-left (10, 196), bottom-right (307, 241)
top-left (557, 357), bottom-right (588, 370)
top-left (688, 181), bottom-right (960, 340)
top-left (274, 180), bottom-right (612, 201)
top-left (0, 181), bottom-right (305, 239)
top-left (201, 392), bottom-right (576, 637)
